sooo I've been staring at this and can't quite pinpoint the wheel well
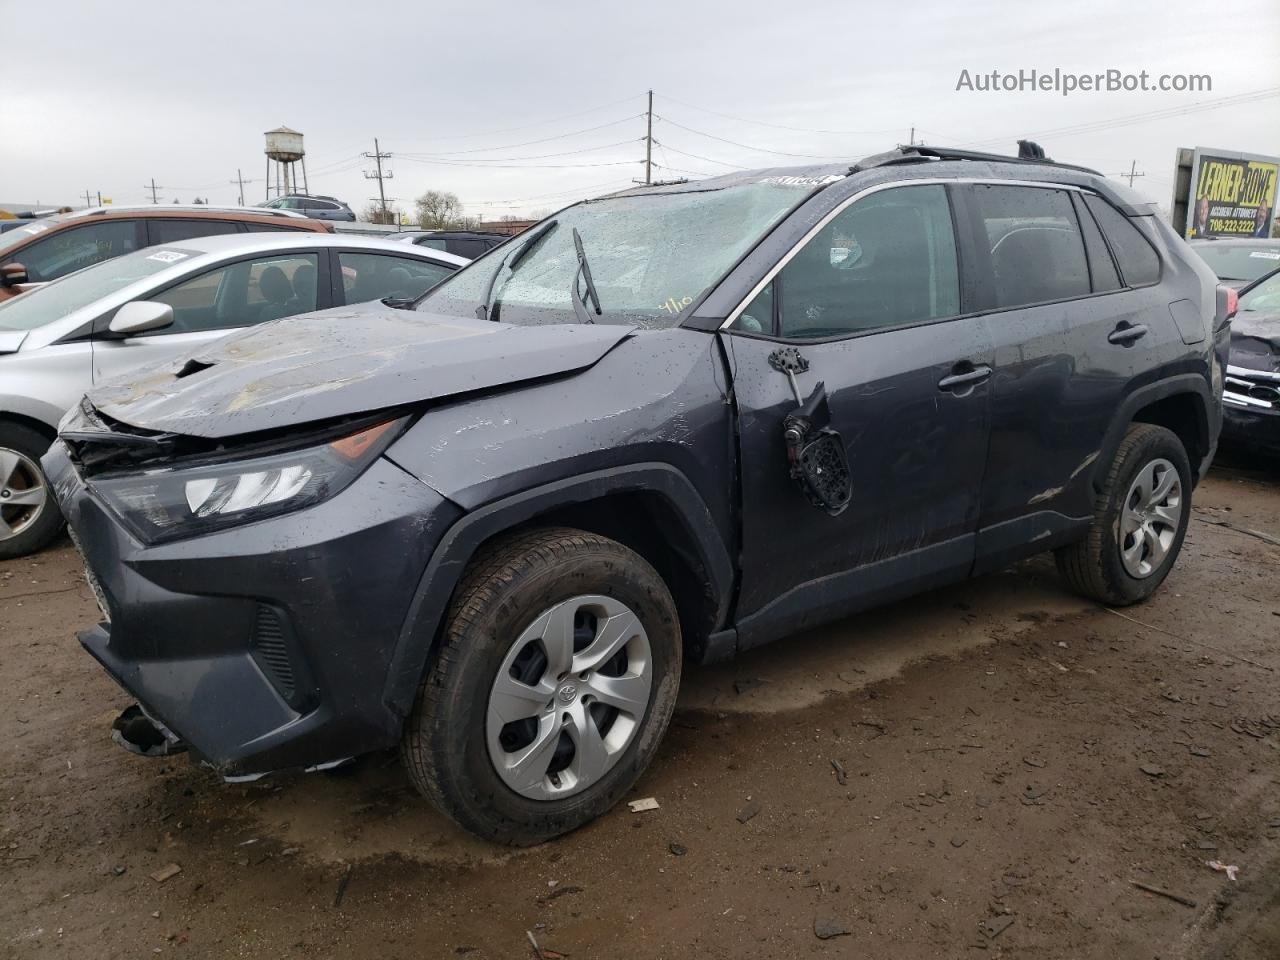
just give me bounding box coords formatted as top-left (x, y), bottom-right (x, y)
top-left (1130, 393), bottom-right (1207, 476)
top-left (0, 413), bottom-right (58, 445)
top-left (477, 492), bottom-right (721, 657)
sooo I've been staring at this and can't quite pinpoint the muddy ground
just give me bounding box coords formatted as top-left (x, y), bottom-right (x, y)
top-left (2, 459), bottom-right (1279, 959)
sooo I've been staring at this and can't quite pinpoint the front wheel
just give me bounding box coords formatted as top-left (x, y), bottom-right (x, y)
top-left (0, 423), bottom-right (63, 560)
top-left (1055, 423), bottom-right (1192, 605)
top-left (401, 527), bottom-right (682, 845)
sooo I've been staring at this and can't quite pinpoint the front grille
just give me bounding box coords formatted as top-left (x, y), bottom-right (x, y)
top-left (1224, 365), bottom-right (1280, 411)
top-left (250, 605), bottom-right (297, 702)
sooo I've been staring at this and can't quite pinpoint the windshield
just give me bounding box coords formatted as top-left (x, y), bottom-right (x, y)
top-left (1192, 242), bottom-right (1280, 283)
top-left (0, 245), bottom-right (199, 331)
top-left (416, 180), bottom-right (818, 328)
top-left (1241, 270), bottom-right (1280, 314)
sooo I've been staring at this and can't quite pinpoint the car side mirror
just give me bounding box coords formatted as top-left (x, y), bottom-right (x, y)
top-left (108, 300), bottom-right (174, 336)
top-left (768, 348), bottom-right (852, 516)
top-left (1, 262), bottom-right (28, 286)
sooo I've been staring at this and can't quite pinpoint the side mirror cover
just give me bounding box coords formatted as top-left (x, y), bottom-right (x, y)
top-left (108, 300), bottom-right (175, 336)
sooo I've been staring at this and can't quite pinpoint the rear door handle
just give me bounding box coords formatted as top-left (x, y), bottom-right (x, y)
top-left (938, 364), bottom-right (992, 392)
top-left (1108, 322), bottom-right (1149, 345)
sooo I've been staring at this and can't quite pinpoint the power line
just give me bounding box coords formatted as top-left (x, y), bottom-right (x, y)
top-left (397, 115), bottom-right (645, 156)
top-left (653, 116), bottom-right (850, 159)
top-left (397, 156), bottom-right (639, 170)
top-left (652, 141), bottom-right (749, 169)
top-left (406, 93), bottom-right (647, 143)
top-left (654, 92), bottom-right (907, 136)
top-left (966, 86), bottom-right (1280, 148)
top-left (402, 138), bottom-right (640, 164)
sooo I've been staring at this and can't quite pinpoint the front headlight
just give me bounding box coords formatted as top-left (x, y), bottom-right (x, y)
top-left (92, 417), bottom-right (407, 544)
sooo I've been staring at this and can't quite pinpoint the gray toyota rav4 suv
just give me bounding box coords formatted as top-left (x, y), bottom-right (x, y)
top-left (46, 143), bottom-right (1231, 844)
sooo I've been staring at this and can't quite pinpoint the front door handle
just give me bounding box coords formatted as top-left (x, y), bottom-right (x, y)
top-left (938, 364), bottom-right (992, 392)
top-left (1108, 322), bottom-right (1149, 345)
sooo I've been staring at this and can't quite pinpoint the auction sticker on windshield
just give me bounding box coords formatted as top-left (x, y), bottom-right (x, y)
top-left (146, 250), bottom-right (189, 264)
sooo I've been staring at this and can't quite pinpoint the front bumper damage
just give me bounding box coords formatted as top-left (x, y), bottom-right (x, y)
top-left (45, 439), bottom-right (461, 779)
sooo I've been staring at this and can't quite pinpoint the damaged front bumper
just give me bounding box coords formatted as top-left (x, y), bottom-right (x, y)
top-left (45, 440), bottom-right (461, 779)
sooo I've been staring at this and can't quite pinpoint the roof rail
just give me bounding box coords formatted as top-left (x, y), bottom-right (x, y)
top-left (852, 141), bottom-right (1102, 177)
top-left (64, 204), bottom-right (309, 219)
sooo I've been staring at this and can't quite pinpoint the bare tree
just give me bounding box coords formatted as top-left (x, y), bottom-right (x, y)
top-left (361, 202), bottom-right (399, 225)
top-left (415, 190), bottom-right (464, 229)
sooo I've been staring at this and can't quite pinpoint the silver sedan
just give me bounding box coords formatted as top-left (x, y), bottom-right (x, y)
top-left (0, 232), bottom-right (466, 557)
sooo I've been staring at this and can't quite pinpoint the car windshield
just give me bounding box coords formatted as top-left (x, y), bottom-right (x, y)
top-left (415, 178), bottom-right (822, 328)
top-left (0, 245), bottom-right (198, 331)
top-left (1192, 242), bottom-right (1280, 283)
top-left (1240, 270), bottom-right (1280, 314)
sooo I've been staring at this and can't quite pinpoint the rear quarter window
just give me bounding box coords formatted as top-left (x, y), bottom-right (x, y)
top-left (1083, 194), bottom-right (1161, 287)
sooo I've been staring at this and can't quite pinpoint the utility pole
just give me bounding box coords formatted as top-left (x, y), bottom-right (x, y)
top-left (1118, 160), bottom-right (1145, 188)
top-left (230, 168), bottom-right (250, 206)
top-left (83, 189), bottom-right (94, 208)
top-left (908, 126), bottom-right (915, 146)
top-left (644, 90), bottom-right (654, 185)
top-left (363, 138), bottom-right (393, 220)
top-left (144, 178), bottom-right (161, 204)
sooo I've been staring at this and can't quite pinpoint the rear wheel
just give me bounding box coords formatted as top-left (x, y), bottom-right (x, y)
top-left (1055, 423), bottom-right (1191, 605)
top-left (0, 423), bottom-right (63, 560)
top-left (401, 527), bottom-right (681, 845)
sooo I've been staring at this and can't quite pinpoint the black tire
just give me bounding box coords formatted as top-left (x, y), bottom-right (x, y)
top-left (0, 422), bottom-right (63, 560)
top-left (1055, 423), bottom-right (1192, 606)
top-left (401, 526), bottom-right (682, 845)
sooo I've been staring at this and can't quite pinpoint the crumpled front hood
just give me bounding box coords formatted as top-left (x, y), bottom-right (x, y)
top-left (87, 303), bottom-right (634, 439)
top-left (1230, 309), bottom-right (1280, 373)
top-left (0, 329), bottom-right (28, 354)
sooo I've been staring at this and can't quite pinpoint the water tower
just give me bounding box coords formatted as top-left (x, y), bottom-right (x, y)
top-left (264, 126), bottom-right (309, 201)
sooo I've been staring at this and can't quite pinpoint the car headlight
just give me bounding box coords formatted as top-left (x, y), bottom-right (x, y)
top-left (91, 417), bottom-right (408, 544)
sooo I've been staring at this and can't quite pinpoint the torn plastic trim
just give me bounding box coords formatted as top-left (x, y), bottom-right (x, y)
top-left (111, 703), bottom-right (187, 758)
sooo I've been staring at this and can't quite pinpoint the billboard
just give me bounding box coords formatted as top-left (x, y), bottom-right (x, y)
top-left (1183, 147), bottom-right (1279, 239)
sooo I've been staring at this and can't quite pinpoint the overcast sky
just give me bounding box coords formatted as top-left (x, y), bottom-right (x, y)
top-left (3, 0), bottom-right (1278, 220)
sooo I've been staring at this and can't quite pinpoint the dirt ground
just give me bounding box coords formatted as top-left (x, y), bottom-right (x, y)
top-left (3, 458), bottom-right (1279, 960)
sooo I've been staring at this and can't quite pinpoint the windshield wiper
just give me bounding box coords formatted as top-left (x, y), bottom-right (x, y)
top-left (475, 219), bottom-right (557, 321)
top-left (569, 227), bottom-right (602, 325)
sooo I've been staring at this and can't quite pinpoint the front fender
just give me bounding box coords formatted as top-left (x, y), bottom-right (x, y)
top-left (381, 462), bottom-right (734, 717)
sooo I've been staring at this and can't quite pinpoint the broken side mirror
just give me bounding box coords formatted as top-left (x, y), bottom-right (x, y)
top-left (769, 348), bottom-right (852, 516)
top-left (1, 262), bottom-right (28, 286)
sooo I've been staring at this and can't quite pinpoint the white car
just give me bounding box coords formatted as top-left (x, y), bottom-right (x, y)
top-left (0, 232), bottom-right (466, 557)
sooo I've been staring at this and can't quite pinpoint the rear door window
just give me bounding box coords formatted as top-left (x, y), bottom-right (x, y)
top-left (147, 219), bottom-right (243, 244)
top-left (338, 252), bottom-right (455, 303)
top-left (1083, 194), bottom-right (1161, 287)
top-left (1070, 194), bottom-right (1122, 293)
top-left (970, 185), bottom-right (1090, 308)
top-left (15, 220), bottom-right (142, 282)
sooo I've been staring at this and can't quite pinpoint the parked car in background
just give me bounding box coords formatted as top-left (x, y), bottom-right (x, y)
top-left (0, 233), bottom-right (463, 557)
top-left (1222, 266), bottom-right (1280, 454)
top-left (389, 229), bottom-right (510, 259)
top-left (0, 206), bottom-right (332, 302)
top-left (1189, 237), bottom-right (1280, 284)
top-left (46, 143), bottom-right (1229, 844)
top-left (260, 194), bottom-right (356, 222)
